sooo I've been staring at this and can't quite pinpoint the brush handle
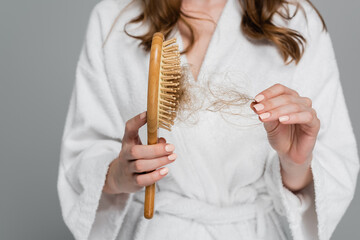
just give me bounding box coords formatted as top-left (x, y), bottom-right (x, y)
top-left (145, 32), bottom-right (164, 219)
top-left (144, 136), bottom-right (158, 219)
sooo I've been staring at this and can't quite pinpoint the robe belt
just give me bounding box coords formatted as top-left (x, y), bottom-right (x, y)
top-left (132, 190), bottom-right (285, 239)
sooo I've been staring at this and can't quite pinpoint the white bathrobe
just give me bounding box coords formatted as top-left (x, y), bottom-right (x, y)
top-left (57, 0), bottom-right (359, 239)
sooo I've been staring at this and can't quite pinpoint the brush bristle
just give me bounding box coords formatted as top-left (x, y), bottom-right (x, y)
top-left (158, 38), bottom-right (181, 131)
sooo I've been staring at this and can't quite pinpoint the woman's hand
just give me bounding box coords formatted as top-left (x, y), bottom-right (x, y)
top-left (103, 111), bottom-right (177, 194)
top-left (250, 83), bottom-right (320, 191)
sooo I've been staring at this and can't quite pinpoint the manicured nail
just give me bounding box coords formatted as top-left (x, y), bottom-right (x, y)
top-left (160, 167), bottom-right (168, 175)
top-left (140, 111), bottom-right (146, 119)
top-left (259, 112), bottom-right (270, 120)
top-left (279, 116), bottom-right (289, 122)
top-left (253, 104), bottom-right (264, 111)
top-left (168, 153), bottom-right (176, 161)
top-left (255, 94), bottom-right (265, 102)
top-left (165, 144), bottom-right (175, 152)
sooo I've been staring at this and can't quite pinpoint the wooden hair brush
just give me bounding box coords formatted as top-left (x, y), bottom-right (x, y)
top-left (145, 32), bottom-right (182, 219)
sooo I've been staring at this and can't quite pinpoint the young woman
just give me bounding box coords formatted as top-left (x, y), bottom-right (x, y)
top-left (57, 0), bottom-right (359, 239)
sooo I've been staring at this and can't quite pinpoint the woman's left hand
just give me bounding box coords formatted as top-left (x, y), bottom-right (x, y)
top-left (250, 84), bottom-right (320, 191)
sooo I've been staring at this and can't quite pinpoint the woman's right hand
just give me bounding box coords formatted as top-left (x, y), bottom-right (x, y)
top-left (102, 111), bottom-right (177, 194)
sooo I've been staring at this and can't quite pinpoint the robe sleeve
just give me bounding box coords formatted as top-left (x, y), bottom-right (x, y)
top-left (264, 2), bottom-right (360, 240)
top-left (57, 2), bottom-right (134, 239)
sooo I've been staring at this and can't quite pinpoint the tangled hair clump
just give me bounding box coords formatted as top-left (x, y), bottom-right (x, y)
top-left (175, 65), bottom-right (260, 128)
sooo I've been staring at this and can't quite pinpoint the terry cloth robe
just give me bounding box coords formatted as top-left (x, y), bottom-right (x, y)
top-left (57, 0), bottom-right (359, 239)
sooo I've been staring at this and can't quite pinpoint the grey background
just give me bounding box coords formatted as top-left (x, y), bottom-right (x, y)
top-left (0, 0), bottom-right (358, 239)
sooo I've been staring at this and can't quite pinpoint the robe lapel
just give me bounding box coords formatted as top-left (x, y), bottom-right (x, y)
top-left (165, 0), bottom-right (252, 204)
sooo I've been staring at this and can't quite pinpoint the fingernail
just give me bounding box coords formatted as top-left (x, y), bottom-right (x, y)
top-left (160, 167), bottom-right (168, 175)
top-left (168, 153), bottom-right (176, 161)
top-left (165, 144), bottom-right (175, 152)
top-left (255, 94), bottom-right (265, 102)
top-left (259, 112), bottom-right (270, 120)
top-left (140, 111), bottom-right (146, 119)
top-left (279, 115), bottom-right (289, 122)
top-left (253, 104), bottom-right (264, 111)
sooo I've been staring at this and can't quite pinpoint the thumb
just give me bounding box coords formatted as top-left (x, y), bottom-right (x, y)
top-left (124, 111), bottom-right (147, 140)
top-left (263, 120), bottom-right (280, 136)
top-left (158, 137), bottom-right (167, 144)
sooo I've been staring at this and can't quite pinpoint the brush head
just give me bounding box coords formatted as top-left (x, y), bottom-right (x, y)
top-left (158, 36), bottom-right (182, 131)
top-left (147, 32), bottom-right (181, 139)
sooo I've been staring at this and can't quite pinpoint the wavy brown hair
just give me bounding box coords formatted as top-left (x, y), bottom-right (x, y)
top-left (122, 0), bottom-right (326, 65)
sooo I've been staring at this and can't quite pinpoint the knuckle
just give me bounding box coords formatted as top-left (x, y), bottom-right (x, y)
top-left (152, 145), bottom-right (161, 155)
top-left (134, 175), bottom-right (143, 186)
top-left (149, 171), bottom-right (160, 183)
top-left (311, 109), bottom-right (320, 124)
top-left (275, 83), bottom-right (285, 91)
top-left (293, 90), bottom-right (300, 96)
top-left (304, 97), bottom-right (312, 107)
top-left (305, 112), bottom-right (313, 122)
top-left (146, 146), bottom-right (156, 158)
top-left (125, 120), bottom-right (132, 133)
top-left (274, 83), bottom-right (282, 88)
top-left (129, 145), bottom-right (138, 158)
top-left (134, 161), bottom-right (143, 172)
top-left (156, 143), bottom-right (166, 155)
top-left (153, 172), bottom-right (161, 182)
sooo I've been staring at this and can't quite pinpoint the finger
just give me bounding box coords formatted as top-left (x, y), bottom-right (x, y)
top-left (124, 111), bottom-right (147, 140)
top-left (133, 167), bottom-right (169, 187)
top-left (158, 137), bottom-right (166, 144)
top-left (252, 95), bottom-right (310, 114)
top-left (277, 110), bottom-right (320, 128)
top-left (257, 104), bottom-right (308, 122)
top-left (254, 83), bottom-right (299, 103)
top-left (129, 153), bottom-right (177, 173)
top-left (126, 142), bottom-right (175, 160)
top-left (250, 101), bottom-right (259, 113)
